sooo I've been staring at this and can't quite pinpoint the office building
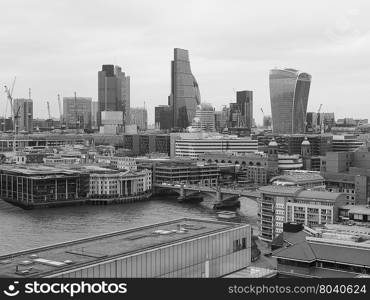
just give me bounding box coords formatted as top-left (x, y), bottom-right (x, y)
top-left (91, 101), bottom-right (99, 129)
top-left (174, 136), bottom-right (258, 159)
top-left (98, 65), bottom-right (130, 126)
top-left (0, 218), bottom-right (252, 278)
top-left (258, 185), bottom-right (346, 242)
top-left (63, 97), bottom-right (92, 130)
top-left (169, 48), bottom-right (201, 129)
top-left (332, 135), bottom-right (363, 152)
top-left (269, 68), bottom-right (311, 134)
top-left (155, 105), bottom-right (173, 130)
top-left (191, 103), bottom-right (215, 132)
top-left (13, 98), bottom-right (33, 133)
top-left (0, 165), bottom-right (89, 209)
top-left (130, 107), bottom-right (148, 131)
top-left (214, 107), bottom-right (229, 132)
top-left (154, 161), bottom-right (220, 187)
top-left (236, 90), bottom-right (253, 130)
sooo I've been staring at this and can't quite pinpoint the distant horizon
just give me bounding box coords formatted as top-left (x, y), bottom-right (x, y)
top-left (1, 0), bottom-right (369, 125)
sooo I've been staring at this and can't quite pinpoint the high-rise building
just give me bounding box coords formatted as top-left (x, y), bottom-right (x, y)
top-left (191, 103), bottom-right (215, 132)
top-left (91, 101), bottom-right (99, 129)
top-left (130, 107), bottom-right (148, 131)
top-left (269, 68), bottom-right (311, 134)
top-left (63, 97), bottom-right (92, 130)
top-left (236, 90), bottom-right (253, 130)
top-left (98, 65), bottom-right (130, 126)
top-left (13, 98), bottom-right (33, 133)
top-left (169, 48), bottom-right (201, 129)
top-left (214, 106), bottom-right (229, 132)
top-left (155, 105), bottom-right (173, 130)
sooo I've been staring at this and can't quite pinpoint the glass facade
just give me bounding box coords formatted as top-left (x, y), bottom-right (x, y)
top-left (169, 48), bottom-right (201, 129)
top-left (55, 226), bottom-right (251, 278)
top-left (269, 68), bottom-right (311, 134)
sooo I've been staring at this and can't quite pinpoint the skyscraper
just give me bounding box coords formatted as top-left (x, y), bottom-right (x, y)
top-left (98, 65), bottom-right (130, 126)
top-left (269, 68), bottom-right (311, 134)
top-left (155, 105), bottom-right (173, 130)
top-left (13, 98), bottom-right (33, 133)
top-left (169, 48), bottom-right (201, 129)
top-left (191, 103), bottom-right (215, 132)
top-left (130, 107), bottom-right (148, 131)
top-left (236, 90), bottom-right (253, 130)
top-left (63, 97), bottom-right (92, 129)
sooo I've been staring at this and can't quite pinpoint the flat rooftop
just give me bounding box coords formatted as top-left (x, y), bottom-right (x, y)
top-left (0, 218), bottom-right (248, 278)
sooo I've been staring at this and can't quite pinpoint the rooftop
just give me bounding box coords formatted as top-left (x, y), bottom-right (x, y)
top-left (270, 173), bottom-right (324, 184)
top-left (339, 205), bottom-right (370, 215)
top-left (0, 218), bottom-right (247, 278)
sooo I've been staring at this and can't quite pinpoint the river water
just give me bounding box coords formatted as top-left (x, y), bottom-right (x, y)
top-left (0, 196), bottom-right (258, 256)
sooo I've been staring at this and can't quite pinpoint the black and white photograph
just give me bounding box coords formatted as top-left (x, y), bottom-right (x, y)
top-left (0, 0), bottom-right (369, 299)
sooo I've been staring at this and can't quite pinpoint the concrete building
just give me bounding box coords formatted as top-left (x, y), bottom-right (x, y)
top-left (338, 205), bottom-right (370, 223)
top-left (155, 161), bottom-right (219, 187)
top-left (236, 90), bottom-right (253, 130)
top-left (214, 107), bottom-right (229, 132)
top-left (169, 48), bottom-right (201, 129)
top-left (95, 155), bottom-right (137, 171)
top-left (191, 103), bottom-right (215, 132)
top-left (258, 185), bottom-right (347, 242)
top-left (0, 218), bottom-right (251, 278)
top-left (91, 101), bottom-right (99, 129)
top-left (332, 135), bottom-right (363, 152)
top-left (63, 97), bottom-right (92, 130)
top-left (98, 65), bottom-right (130, 126)
top-left (130, 107), bottom-right (148, 131)
top-left (321, 146), bottom-right (370, 205)
top-left (89, 168), bottom-right (151, 198)
top-left (13, 98), bottom-right (33, 133)
top-left (269, 68), bottom-right (311, 134)
top-left (270, 171), bottom-right (325, 190)
top-left (174, 136), bottom-right (258, 159)
top-left (155, 105), bottom-right (173, 130)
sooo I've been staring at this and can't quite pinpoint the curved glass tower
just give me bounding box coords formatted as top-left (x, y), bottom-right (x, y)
top-left (169, 48), bottom-right (201, 129)
top-left (269, 68), bottom-right (311, 134)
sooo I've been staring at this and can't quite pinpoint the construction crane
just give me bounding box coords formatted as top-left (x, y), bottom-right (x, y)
top-left (57, 94), bottom-right (62, 122)
top-left (47, 101), bottom-right (51, 120)
top-left (4, 77), bottom-right (17, 134)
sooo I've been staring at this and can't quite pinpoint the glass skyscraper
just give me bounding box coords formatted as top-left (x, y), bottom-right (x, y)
top-left (269, 68), bottom-right (311, 134)
top-left (169, 48), bottom-right (201, 129)
top-left (98, 65), bottom-right (130, 126)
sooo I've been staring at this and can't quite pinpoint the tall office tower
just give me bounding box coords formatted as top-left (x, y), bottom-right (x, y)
top-left (13, 98), bottom-right (33, 133)
top-left (236, 90), bottom-right (253, 130)
top-left (169, 48), bottom-right (201, 129)
top-left (155, 105), bottom-right (173, 130)
top-left (191, 103), bottom-right (216, 132)
top-left (269, 68), bottom-right (311, 134)
top-left (63, 97), bottom-right (92, 129)
top-left (215, 106), bottom-right (229, 132)
top-left (130, 107), bottom-right (148, 131)
top-left (91, 101), bottom-right (99, 129)
top-left (98, 65), bottom-right (130, 126)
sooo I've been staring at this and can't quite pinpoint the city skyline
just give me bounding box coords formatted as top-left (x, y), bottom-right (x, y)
top-left (1, 0), bottom-right (370, 125)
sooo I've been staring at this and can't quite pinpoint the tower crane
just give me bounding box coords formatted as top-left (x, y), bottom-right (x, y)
top-left (4, 77), bottom-right (16, 133)
top-left (47, 101), bottom-right (52, 120)
top-left (317, 104), bottom-right (323, 133)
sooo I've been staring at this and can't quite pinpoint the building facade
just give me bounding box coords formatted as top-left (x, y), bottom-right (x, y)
top-left (191, 103), bottom-right (215, 132)
top-left (63, 97), bottom-right (92, 130)
top-left (130, 107), bottom-right (148, 131)
top-left (269, 68), bottom-right (311, 134)
top-left (236, 90), bottom-right (253, 130)
top-left (169, 48), bottom-right (201, 129)
top-left (155, 105), bottom-right (173, 130)
top-left (258, 185), bottom-right (346, 242)
top-left (13, 98), bottom-right (33, 133)
top-left (98, 65), bottom-right (130, 126)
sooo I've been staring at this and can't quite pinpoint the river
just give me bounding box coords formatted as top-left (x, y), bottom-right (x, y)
top-left (0, 196), bottom-right (258, 256)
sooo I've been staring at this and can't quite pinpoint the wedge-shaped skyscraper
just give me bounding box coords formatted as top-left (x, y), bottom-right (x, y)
top-left (169, 48), bottom-right (201, 129)
top-left (269, 68), bottom-right (311, 134)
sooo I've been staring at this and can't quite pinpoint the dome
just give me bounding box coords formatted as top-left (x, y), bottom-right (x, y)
top-left (301, 137), bottom-right (310, 146)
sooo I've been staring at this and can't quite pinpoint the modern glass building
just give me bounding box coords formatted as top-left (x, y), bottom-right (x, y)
top-left (98, 65), bottom-right (130, 126)
top-left (269, 68), bottom-right (311, 134)
top-left (169, 48), bottom-right (201, 129)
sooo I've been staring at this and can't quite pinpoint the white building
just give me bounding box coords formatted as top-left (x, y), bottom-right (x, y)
top-left (89, 169), bottom-right (151, 198)
top-left (191, 104), bottom-right (215, 132)
top-left (175, 136), bottom-right (258, 158)
top-left (95, 155), bottom-right (137, 171)
top-left (258, 185), bottom-right (347, 242)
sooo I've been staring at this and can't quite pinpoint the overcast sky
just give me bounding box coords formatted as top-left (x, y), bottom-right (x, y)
top-left (1, 0), bottom-right (370, 124)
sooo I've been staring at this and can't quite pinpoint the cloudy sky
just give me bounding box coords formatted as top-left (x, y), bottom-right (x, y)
top-left (1, 0), bottom-right (369, 124)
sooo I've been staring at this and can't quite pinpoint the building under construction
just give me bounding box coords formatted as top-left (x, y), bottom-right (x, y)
top-left (0, 165), bottom-right (89, 209)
